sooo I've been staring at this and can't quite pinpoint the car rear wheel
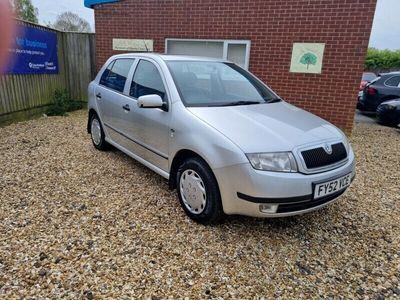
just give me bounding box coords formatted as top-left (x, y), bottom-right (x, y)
top-left (177, 157), bottom-right (223, 224)
top-left (90, 114), bottom-right (109, 150)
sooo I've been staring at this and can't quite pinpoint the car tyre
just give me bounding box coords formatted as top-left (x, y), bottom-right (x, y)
top-left (90, 114), bottom-right (109, 151)
top-left (177, 157), bottom-right (223, 225)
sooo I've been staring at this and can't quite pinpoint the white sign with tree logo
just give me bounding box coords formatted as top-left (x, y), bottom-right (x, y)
top-left (290, 43), bottom-right (325, 74)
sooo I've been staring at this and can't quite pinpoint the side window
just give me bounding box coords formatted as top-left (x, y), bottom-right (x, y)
top-left (385, 76), bottom-right (400, 88)
top-left (100, 59), bottom-right (135, 92)
top-left (100, 61), bottom-right (115, 85)
top-left (130, 60), bottom-right (166, 100)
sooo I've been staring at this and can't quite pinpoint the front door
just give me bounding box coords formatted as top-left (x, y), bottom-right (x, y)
top-left (119, 59), bottom-right (171, 172)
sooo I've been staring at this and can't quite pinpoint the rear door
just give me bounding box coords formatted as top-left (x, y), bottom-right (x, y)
top-left (95, 58), bottom-right (135, 135)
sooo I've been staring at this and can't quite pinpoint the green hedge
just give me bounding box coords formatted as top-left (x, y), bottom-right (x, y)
top-left (365, 48), bottom-right (400, 71)
top-left (46, 89), bottom-right (83, 116)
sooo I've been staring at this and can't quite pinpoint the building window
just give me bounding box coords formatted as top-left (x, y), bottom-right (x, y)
top-left (165, 39), bottom-right (251, 69)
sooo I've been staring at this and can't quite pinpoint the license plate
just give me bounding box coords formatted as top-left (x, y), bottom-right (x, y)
top-left (313, 173), bottom-right (351, 199)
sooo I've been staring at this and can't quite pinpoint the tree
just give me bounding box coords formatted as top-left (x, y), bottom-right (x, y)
top-left (10, 0), bottom-right (38, 23)
top-left (49, 12), bottom-right (91, 33)
top-left (365, 48), bottom-right (400, 71)
top-left (300, 52), bottom-right (317, 70)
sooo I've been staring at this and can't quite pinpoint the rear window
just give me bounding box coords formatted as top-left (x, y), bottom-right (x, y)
top-left (100, 59), bottom-right (135, 92)
top-left (362, 72), bottom-right (376, 81)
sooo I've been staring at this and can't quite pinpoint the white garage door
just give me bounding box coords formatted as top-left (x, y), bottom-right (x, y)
top-left (165, 39), bottom-right (251, 69)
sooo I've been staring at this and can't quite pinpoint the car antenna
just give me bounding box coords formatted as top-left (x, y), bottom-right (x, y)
top-left (143, 40), bottom-right (149, 52)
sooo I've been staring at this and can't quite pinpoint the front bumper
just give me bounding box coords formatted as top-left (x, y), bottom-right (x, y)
top-left (377, 107), bottom-right (400, 126)
top-left (213, 148), bottom-right (355, 218)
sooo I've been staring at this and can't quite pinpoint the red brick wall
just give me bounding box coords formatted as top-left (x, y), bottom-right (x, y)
top-left (94, 0), bottom-right (377, 133)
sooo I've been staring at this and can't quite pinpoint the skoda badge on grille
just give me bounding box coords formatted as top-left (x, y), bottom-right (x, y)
top-left (323, 143), bottom-right (333, 154)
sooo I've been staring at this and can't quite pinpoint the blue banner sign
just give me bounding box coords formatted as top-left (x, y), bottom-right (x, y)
top-left (4, 24), bottom-right (59, 75)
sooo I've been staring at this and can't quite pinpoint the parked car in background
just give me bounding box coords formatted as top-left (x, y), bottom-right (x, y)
top-left (358, 72), bottom-right (400, 112)
top-left (87, 53), bottom-right (355, 224)
top-left (360, 72), bottom-right (377, 91)
top-left (376, 99), bottom-right (400, 127)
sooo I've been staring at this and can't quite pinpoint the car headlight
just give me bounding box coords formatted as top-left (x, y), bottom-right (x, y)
top-left (385, 105), bottom-right (396, 110)
top-left (246, 152), bottom-right (298, 172)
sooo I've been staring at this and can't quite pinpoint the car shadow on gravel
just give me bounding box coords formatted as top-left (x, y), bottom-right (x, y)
top-left (222, 210), bottom-right (333, 231)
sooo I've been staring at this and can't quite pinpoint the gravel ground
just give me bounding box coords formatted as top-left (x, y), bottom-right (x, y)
top-left (0, 110), bottom-right (399, 299)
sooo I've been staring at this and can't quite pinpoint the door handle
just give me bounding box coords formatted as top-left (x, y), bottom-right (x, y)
top-left (122, 104), bottom-right (130, 111)
top-left (96, 93), bottom-right (102, 99)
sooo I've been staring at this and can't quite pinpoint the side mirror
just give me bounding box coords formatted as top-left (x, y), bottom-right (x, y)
top-left (137, 94), bottom-right (164, 109)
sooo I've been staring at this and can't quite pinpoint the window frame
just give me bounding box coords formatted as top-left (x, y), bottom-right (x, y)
top-left (165, 38), bottom-right (251, 70)
top-left (99, 58), bottom-right (136, 94)
top-left (127, 58), bottom-right (171, 111)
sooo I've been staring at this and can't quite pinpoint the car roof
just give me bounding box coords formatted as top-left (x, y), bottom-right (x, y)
top-left (108, 52), bottom-right (227, 63)
top-left (379, 71), bottom-right (400, 76)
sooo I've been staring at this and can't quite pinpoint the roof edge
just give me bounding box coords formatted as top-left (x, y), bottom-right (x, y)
top-left (84, 0), bottom-right (120, 8)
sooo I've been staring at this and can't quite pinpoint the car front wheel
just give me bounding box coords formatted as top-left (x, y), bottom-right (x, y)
top-left (177, 157), bottom-right (223, 224)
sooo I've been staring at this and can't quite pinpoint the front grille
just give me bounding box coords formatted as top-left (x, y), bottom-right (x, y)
top-left (301, 142), bottom-right (347, 169)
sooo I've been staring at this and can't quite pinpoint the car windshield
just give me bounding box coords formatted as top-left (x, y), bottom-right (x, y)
top-left (167, 61), bottom-right (280, 107)
top-left (362, 72), bottom-right (377, 81)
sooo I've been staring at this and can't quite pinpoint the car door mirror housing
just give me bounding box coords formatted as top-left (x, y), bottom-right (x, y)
top-left (137, 94), bottom-right (164, 109)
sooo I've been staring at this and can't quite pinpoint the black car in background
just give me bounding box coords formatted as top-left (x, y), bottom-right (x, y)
top-left (357, 72), bottom-right (400, 112)
top-left (377, 99), bottom-right (400, 127)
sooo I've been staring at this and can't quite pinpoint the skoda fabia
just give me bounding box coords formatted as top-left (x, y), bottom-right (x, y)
top-left (87, 53), bottom-right (355, 224)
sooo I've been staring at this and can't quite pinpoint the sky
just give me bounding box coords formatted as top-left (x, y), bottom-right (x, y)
top-left (369, 0), bottom-right (400, 50)
top-left (31, 0), bottom-right (399, 50)
top-left (31, 0), bottom-right (95, 30)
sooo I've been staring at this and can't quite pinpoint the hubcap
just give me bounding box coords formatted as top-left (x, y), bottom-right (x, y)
top-left (91, 118), bottom-right (102, 146)
top-left (179, 169), bottom-right (206, 214)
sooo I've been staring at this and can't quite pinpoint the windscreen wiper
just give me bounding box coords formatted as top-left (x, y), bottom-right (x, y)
top-left (209, 101), bottom-right (262, 107)
top-left (264, 97), bottom-right (282, 103)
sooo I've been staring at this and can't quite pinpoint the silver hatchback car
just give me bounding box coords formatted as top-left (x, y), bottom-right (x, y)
top-left (88, 53), bottom-right (355, 224)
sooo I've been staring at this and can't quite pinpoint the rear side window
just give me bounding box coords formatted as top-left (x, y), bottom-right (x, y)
top-left (100, 59), bottom-right (135, 92)
top-left (130, 60), bottom-right (166, 100)
top-left (385, 76), bottom-right (400, 87)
